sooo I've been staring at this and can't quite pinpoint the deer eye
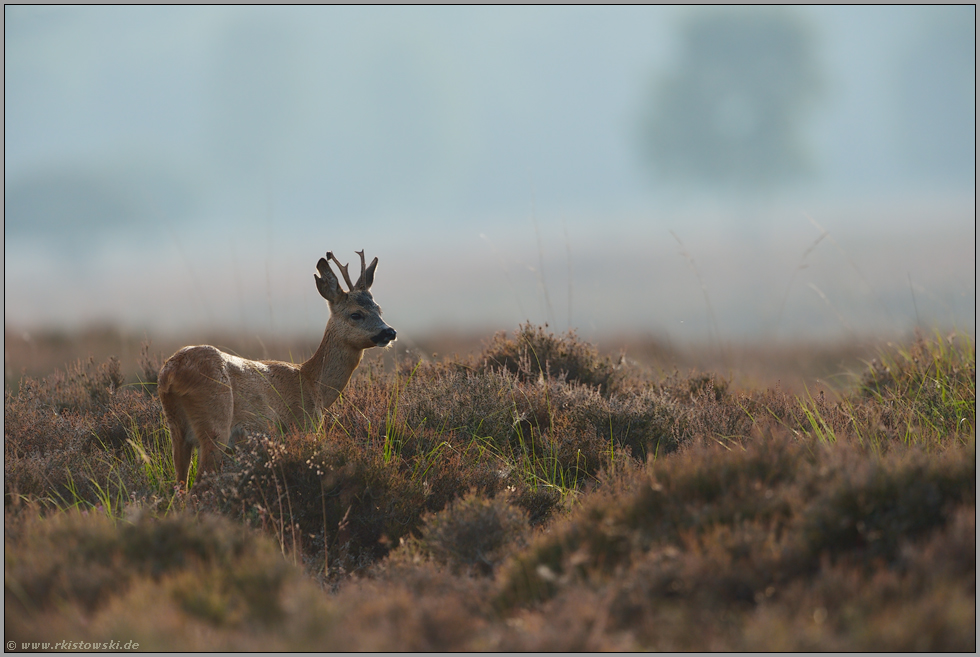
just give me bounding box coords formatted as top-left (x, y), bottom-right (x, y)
top-left (350, 312), bottom-right (364, 321)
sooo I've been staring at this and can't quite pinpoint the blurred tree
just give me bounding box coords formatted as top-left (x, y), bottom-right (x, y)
top-left (638, 8), bottom-right (822, 193)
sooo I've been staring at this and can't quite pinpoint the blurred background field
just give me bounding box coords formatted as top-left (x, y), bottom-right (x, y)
top-left (4, 5), bottom-right (974, 377)
top-left (5, 323), bottom-right (886, 398)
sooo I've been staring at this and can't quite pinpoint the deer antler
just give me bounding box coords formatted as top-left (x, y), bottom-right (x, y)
top-left (353, 251), bottom-right (367, 290)
top-left (353, 250), bottom-right (379, 290)
top-left (327, 252), bottom-right (355, 291)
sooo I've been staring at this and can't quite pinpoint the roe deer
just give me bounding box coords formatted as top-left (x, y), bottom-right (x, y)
top-left (158, 250), bottom-right (396, 486)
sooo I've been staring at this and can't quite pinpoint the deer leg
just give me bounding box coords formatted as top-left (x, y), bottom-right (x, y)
top-left (161, 392), bottom-right (194, 486)
top-left (173, 433), bottom-right (193, 487)
top-left (186, 389), bottom-right (234, 481)
top-left (196, 432), bottom-right (218, 477)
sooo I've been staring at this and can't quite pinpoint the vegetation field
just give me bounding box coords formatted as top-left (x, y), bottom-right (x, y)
top-left (4, 324), bottom-right (975, 651)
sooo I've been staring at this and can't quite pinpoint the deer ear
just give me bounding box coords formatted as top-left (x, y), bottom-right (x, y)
top-left (362, 256), bottom-right (378, 290)
top-left (315, 257), bottom-right (346, 303)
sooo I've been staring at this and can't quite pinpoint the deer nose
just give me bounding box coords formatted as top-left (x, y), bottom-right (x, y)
top-left (372, 327), bottom-right (397, 346)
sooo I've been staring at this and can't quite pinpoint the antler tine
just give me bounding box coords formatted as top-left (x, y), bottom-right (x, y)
top-left (327, 251), bottom-right (355, 291)
top-left (353, 250), bottom-right (368, 290)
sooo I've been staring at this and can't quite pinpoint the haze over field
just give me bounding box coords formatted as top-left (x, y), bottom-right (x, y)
top-left (4, 6), bottom-right (975, 343)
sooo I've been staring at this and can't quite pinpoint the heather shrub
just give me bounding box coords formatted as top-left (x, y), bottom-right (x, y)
top-left (199, 427), bottom-right (422, 575)
top-left (397, 357), bottom-right (683, 480)
top-left (495, 433), bottom-right (802, 609)
top-left (347, 357), bottom-right (639, 509)
top-left (743, 507), bottom-right (976, 651)
top-left (321, 564), bottom-right (490, 651)
top-left (5, 376), bottom-right (90, 507)
top-left (572, 384), bottom-right (683, 459)
top-left (385, 363), bottom-right (521, 452)
top-left (477, 323), bottom-right (623, 394)
top-left (204, 401), bottom-right (514, 575)
top-left (205, 408), bottom-right (556, 576)
top-left (5, 366), bottom-right (171, 511)
top-left (496, 434), bottom-right (974, 612)
top-left (3, 325), bottom-right (974, 651)
top-left (414, 491), bottom-right (529, 575)
top-left (135, 341), bottom-right (165, 393)
top-left (796, 443), bottom-right (975, 564)
top-left (47, 355), bottom-right (126, 413)
top-left (5, 509), bottom-right (275, 616)
top-left (4, 508), bottom-right (321, 650)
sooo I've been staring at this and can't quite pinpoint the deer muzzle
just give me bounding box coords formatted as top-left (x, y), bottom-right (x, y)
top-left (372, 327), bottom-right (397, 347)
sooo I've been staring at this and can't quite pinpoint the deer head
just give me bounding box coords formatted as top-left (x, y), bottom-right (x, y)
top-left (315, 250), bottom-right (396, 348)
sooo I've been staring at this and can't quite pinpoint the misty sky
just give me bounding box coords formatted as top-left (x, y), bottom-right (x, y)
top-left (4, 6), bottom-right (975, 342)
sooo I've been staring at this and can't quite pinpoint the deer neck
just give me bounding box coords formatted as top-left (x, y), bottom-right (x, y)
top-left (301, 321), bottom-right (364, 409)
